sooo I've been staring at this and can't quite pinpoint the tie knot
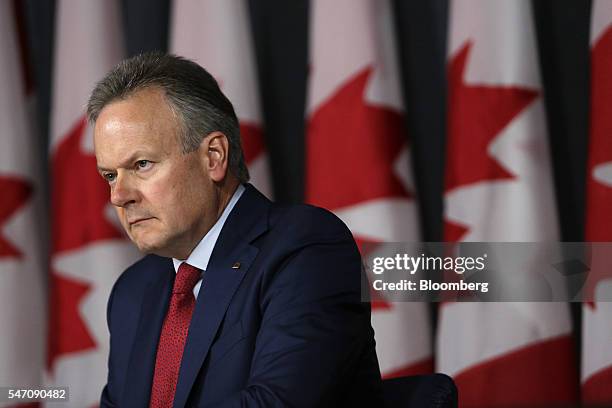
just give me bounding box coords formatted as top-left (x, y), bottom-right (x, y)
top-left (174, 263), bottom-right (201, 294)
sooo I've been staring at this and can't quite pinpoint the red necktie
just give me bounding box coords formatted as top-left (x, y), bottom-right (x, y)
top-left (149, 262), bottom-right (201, 408)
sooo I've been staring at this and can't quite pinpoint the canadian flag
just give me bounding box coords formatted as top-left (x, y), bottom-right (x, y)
top-left (306, 0), bottom-right (432, 378)
top-left (0, 2), bottom-right (45, 406)
top-left (171, 0), bottom-right (272, 197)
top-left (582, 0), bottom-right (612, 404)
top-left (438, 0), bottom-right (577, 405)
top-left (47, 1), bottom-right (140, 406)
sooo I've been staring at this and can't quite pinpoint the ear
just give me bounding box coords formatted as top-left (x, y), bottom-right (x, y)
top-left (200, 131), bottom-right (229, 182)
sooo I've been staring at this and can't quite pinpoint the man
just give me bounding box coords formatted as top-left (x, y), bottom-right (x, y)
top-left (89, 53), bottom-right (382, 407)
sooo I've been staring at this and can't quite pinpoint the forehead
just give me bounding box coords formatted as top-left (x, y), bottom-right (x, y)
top-left (93, 88), bottom-right (182, 165)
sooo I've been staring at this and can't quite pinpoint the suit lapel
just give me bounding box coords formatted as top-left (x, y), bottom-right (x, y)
top-left (173, 185), bottom-right (269, 407)
top-left (121, 258), bottom-right (174, 407)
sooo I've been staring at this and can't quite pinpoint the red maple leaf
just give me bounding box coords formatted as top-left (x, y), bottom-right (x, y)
top-left (306, 66), bottom-right (412, 210)
top-left (370, 290), bottom-right (393, 311)
top-left (48, 116), bottom-right (124, 371)
top-left (444, 219), bottom-right (470, 243)
top-left (240, 122), bottom-right (265, 164)
top-left (47, 270), bottom-right (96, 370)
top-left (306, 67), bottom-right (412, 307)
top-left (0, 176), bottom-right (32, 259)
top-left (51, 117), bottom-right (123, 253)
top-left (444, 42), bottom-right (539, 241)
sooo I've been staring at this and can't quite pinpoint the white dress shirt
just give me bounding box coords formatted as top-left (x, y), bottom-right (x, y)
top-left (172, 184), bottom-right (245, 298)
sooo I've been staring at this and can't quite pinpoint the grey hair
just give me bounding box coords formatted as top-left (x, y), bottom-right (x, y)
top-left (87, 52), bottom-right (249, 183)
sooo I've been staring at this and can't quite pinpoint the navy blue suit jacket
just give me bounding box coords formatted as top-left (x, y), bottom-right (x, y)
top-left (101, 184), bottom-right (383, 407)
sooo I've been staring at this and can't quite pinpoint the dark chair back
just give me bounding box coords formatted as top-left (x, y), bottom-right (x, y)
top-left (382, 374), bottom-right (458, 408)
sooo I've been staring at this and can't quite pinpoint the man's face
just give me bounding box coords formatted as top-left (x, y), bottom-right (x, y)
top-left (94, 88), bottom-right (220, 258)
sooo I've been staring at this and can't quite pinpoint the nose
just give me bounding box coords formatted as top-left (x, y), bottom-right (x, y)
top-left (110, 172), bottom-right (138, 208)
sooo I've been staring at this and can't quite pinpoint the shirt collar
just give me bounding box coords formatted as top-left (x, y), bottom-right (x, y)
top-left (172, 184), bottom-right (245, 273)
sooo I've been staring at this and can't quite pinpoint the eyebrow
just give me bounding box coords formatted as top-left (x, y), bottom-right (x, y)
top-left (97, 151), bottom-right (151, 173)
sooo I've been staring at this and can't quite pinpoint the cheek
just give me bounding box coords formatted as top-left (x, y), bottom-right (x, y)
top-left (145, 182), bottom-right (177, 220)
top-left (114, 207), bottom-right (130, 232)
top-left (114, 206), bottom-right (124, 220)
top-left (144, 173), bottom-right (199, 220)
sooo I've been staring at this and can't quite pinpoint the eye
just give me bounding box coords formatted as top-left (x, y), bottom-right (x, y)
top-left (136, 160), bottom-right (152, 170)
top-left (102, 172), bottom-right (116, 183)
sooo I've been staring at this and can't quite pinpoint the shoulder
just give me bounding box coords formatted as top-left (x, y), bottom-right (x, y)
top-left (238, 184), bottom-right (354, 246)
top-left (268, 203), bottom-right (355, 246)
top-left (111, 254), bottom-right (171, 297)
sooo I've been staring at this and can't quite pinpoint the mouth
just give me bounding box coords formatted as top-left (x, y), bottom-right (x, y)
top-left (128, 217), bottom-right (153, 227)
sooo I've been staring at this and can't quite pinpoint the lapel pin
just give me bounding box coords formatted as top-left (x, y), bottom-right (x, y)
top-left (232, 262), bottom-right (241, 269)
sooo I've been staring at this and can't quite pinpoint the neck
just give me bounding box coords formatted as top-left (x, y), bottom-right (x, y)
top-left (214, 177), bottom-right (240, 219)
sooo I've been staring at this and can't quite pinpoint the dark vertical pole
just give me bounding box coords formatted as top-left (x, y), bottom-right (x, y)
top-left (122, 0), bottom-right (171, 55)
top-left (23, 0), bottom-right (55, 152)
top-left (392, 0), bottom-right (449, 243)
top-left (393, 0), bottom-right (450, 341)
top-left (532, 0), bottom-right (592, 377)
top-left (249, 0), bottom-right (309, 204)
top-left (533, 0), bottom-right (591, 243)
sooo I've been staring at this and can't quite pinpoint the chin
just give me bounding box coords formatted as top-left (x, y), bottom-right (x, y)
top-left (132, 237), bottom-right (163, 254)
top-left (136, 243), bottom-right (157, 255)
top-left (130, 227), bottom-right (186, 258)
top-left (132, 234), bottom-right (182, 258)
top-left (130, 233), bottom-right (168, 256)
